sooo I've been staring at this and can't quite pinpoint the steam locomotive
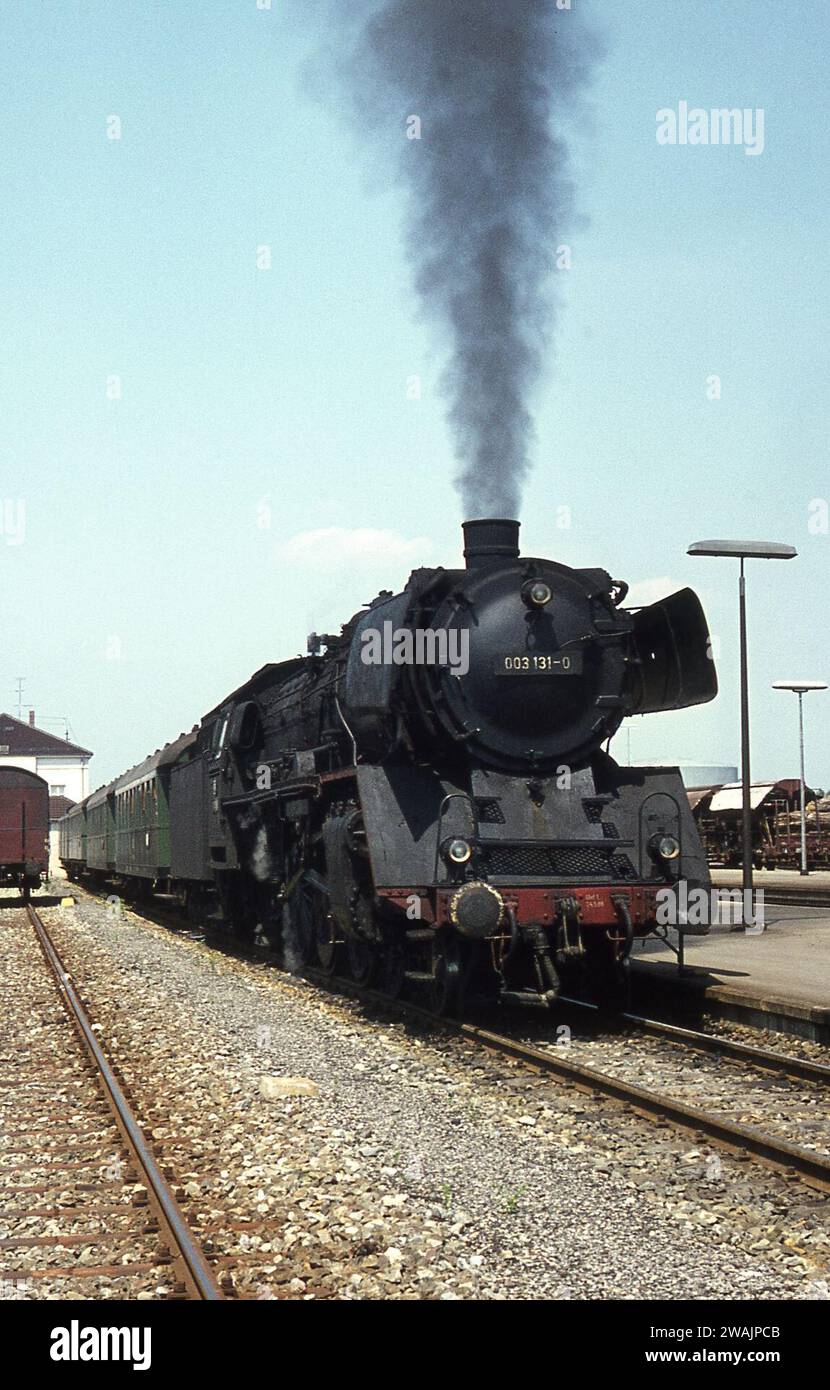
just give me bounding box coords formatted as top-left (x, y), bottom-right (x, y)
top-left (61, 519), bottom-right (717, 1011)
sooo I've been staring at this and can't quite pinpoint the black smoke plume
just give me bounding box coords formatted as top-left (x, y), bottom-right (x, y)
top-left (334, 1), bottom-right (598, 516)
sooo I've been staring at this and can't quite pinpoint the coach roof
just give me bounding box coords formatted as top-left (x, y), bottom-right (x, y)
top-left (114, 730), bottom-right (198, 795)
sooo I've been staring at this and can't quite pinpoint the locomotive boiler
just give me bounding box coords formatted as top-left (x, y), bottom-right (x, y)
top-left (62, 519), bottom-right (717, 1012)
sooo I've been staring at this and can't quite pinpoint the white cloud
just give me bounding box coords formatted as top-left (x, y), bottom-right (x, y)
top-left (623, 576), bottom-right (677, 608)
top-left (276, 526), bottom-right (432, 570)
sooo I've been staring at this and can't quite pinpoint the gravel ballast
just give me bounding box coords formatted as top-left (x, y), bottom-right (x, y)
top-left (0, 904), bottom-right (179, 1301)
top-left (35, 890), bottom-right (830, 1301)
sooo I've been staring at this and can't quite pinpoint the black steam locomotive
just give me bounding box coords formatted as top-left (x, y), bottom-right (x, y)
top-left (62, 519), bottom-right (717, 1011)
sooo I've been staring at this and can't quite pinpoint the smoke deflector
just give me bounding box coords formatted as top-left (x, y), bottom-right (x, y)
top-left (629, 588), bottom-right (718, 713)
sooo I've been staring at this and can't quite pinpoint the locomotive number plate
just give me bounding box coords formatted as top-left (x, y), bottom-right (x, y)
top-left (495, 652), bottom-right (583, 675)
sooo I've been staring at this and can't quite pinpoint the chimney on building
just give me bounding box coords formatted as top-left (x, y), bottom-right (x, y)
top-left (28, 710), bottom-right (35, 727)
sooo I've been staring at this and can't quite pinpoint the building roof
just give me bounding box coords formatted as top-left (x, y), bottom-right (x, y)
top-left (49, 795), bottom-right (76, 819)
top-left (0, 713), bottom-right (92, 759)
top-left (707, 780), bottom-right (813, 814)
top-left (709, 783), bottom-right (777, 813)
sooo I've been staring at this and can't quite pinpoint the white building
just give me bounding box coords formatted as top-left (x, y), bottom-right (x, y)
top-left (0, 712), bottom-right (92, 874)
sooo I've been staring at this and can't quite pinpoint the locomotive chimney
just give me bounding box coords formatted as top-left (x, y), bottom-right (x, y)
top-left (462, 518), bottom-right (520, 569)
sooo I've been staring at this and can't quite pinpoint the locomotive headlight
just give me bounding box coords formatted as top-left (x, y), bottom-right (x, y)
top-left (444, 837), bottom-right (473, 865)
top-left (522, 580), bottom-right (553, 608)
top-left (654, 833), bottom-right (681, 861)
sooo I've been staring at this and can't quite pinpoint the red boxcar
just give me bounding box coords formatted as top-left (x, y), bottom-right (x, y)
top-left (0, 767), bottom-right (50, 893)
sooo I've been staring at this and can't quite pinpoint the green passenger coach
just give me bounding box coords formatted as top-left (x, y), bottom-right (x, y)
top-left (86, 781), bottom-right (117, 873)
top-left (113, 733), bottom-right (197, 880)
top-left (61, 731), bottom-right (196, 890)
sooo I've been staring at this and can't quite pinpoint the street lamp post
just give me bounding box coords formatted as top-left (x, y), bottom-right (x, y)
top-left (688, 540), bottom-right (797, 897)
top-left (771, 681), bottom-right (827, 875)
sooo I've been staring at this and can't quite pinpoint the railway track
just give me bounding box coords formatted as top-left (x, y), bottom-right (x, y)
top-left (183, 897), bottom-right (830, 1196)
top-left (762, 891), bottom-right (830, 909)
top-left (710, 876), bottom-right (830, 910)
top-left (39, 889), bottom-right (830, 1304)
top-left (557, 995), bottom-right (830, 1086)
top-left (58, 886), bottom-right (830, 1202)
top-left (461, 1019), bottom-right (830, 1191)
top-left (292, 968), bottom-right (830, 1194)
top-left (0, 901), bottom-right (222, 1300)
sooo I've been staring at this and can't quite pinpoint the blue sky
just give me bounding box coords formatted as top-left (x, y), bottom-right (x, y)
top-left (1, 1), bottom-right (827, 788)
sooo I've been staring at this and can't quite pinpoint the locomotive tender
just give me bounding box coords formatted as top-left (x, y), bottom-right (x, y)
top-left (62, 519), bottom-right (717, 1011)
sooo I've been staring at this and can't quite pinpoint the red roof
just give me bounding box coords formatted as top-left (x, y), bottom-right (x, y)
top-left (49, 795), bottom-right (76, 819)
top-left (0, 713), bottom-right (92, 759)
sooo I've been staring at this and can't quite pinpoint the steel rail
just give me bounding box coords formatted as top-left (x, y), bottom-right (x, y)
top-left (67, 889), bottom-right (830, 1195)
top-left (621, 1011), bottom-right (830, 1084)
top-left (763, 891), bottom-right (830, 908)
top-left (711, 883), bottom-right (830, 909)
top-left (453, 1018), bottom-right (830, 1192)
top-left (26, 903), bottom-right (222, 1301)
top-left (552, 994), bottom-right (830, 1087)
top-left (298, 965), bottom-right (830, 1193)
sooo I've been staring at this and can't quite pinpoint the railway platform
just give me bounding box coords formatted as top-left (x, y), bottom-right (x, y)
top-left (631, 901), bottom-right (830, 1042)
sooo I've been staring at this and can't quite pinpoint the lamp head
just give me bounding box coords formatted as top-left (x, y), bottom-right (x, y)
top-left (688, 540), bottom-right (797, 560)
top-left (772, 681), bottom-right (827, 694)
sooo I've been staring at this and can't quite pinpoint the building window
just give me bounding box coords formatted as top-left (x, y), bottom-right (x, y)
top-left (50, 785), bottom-right (66, 796)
